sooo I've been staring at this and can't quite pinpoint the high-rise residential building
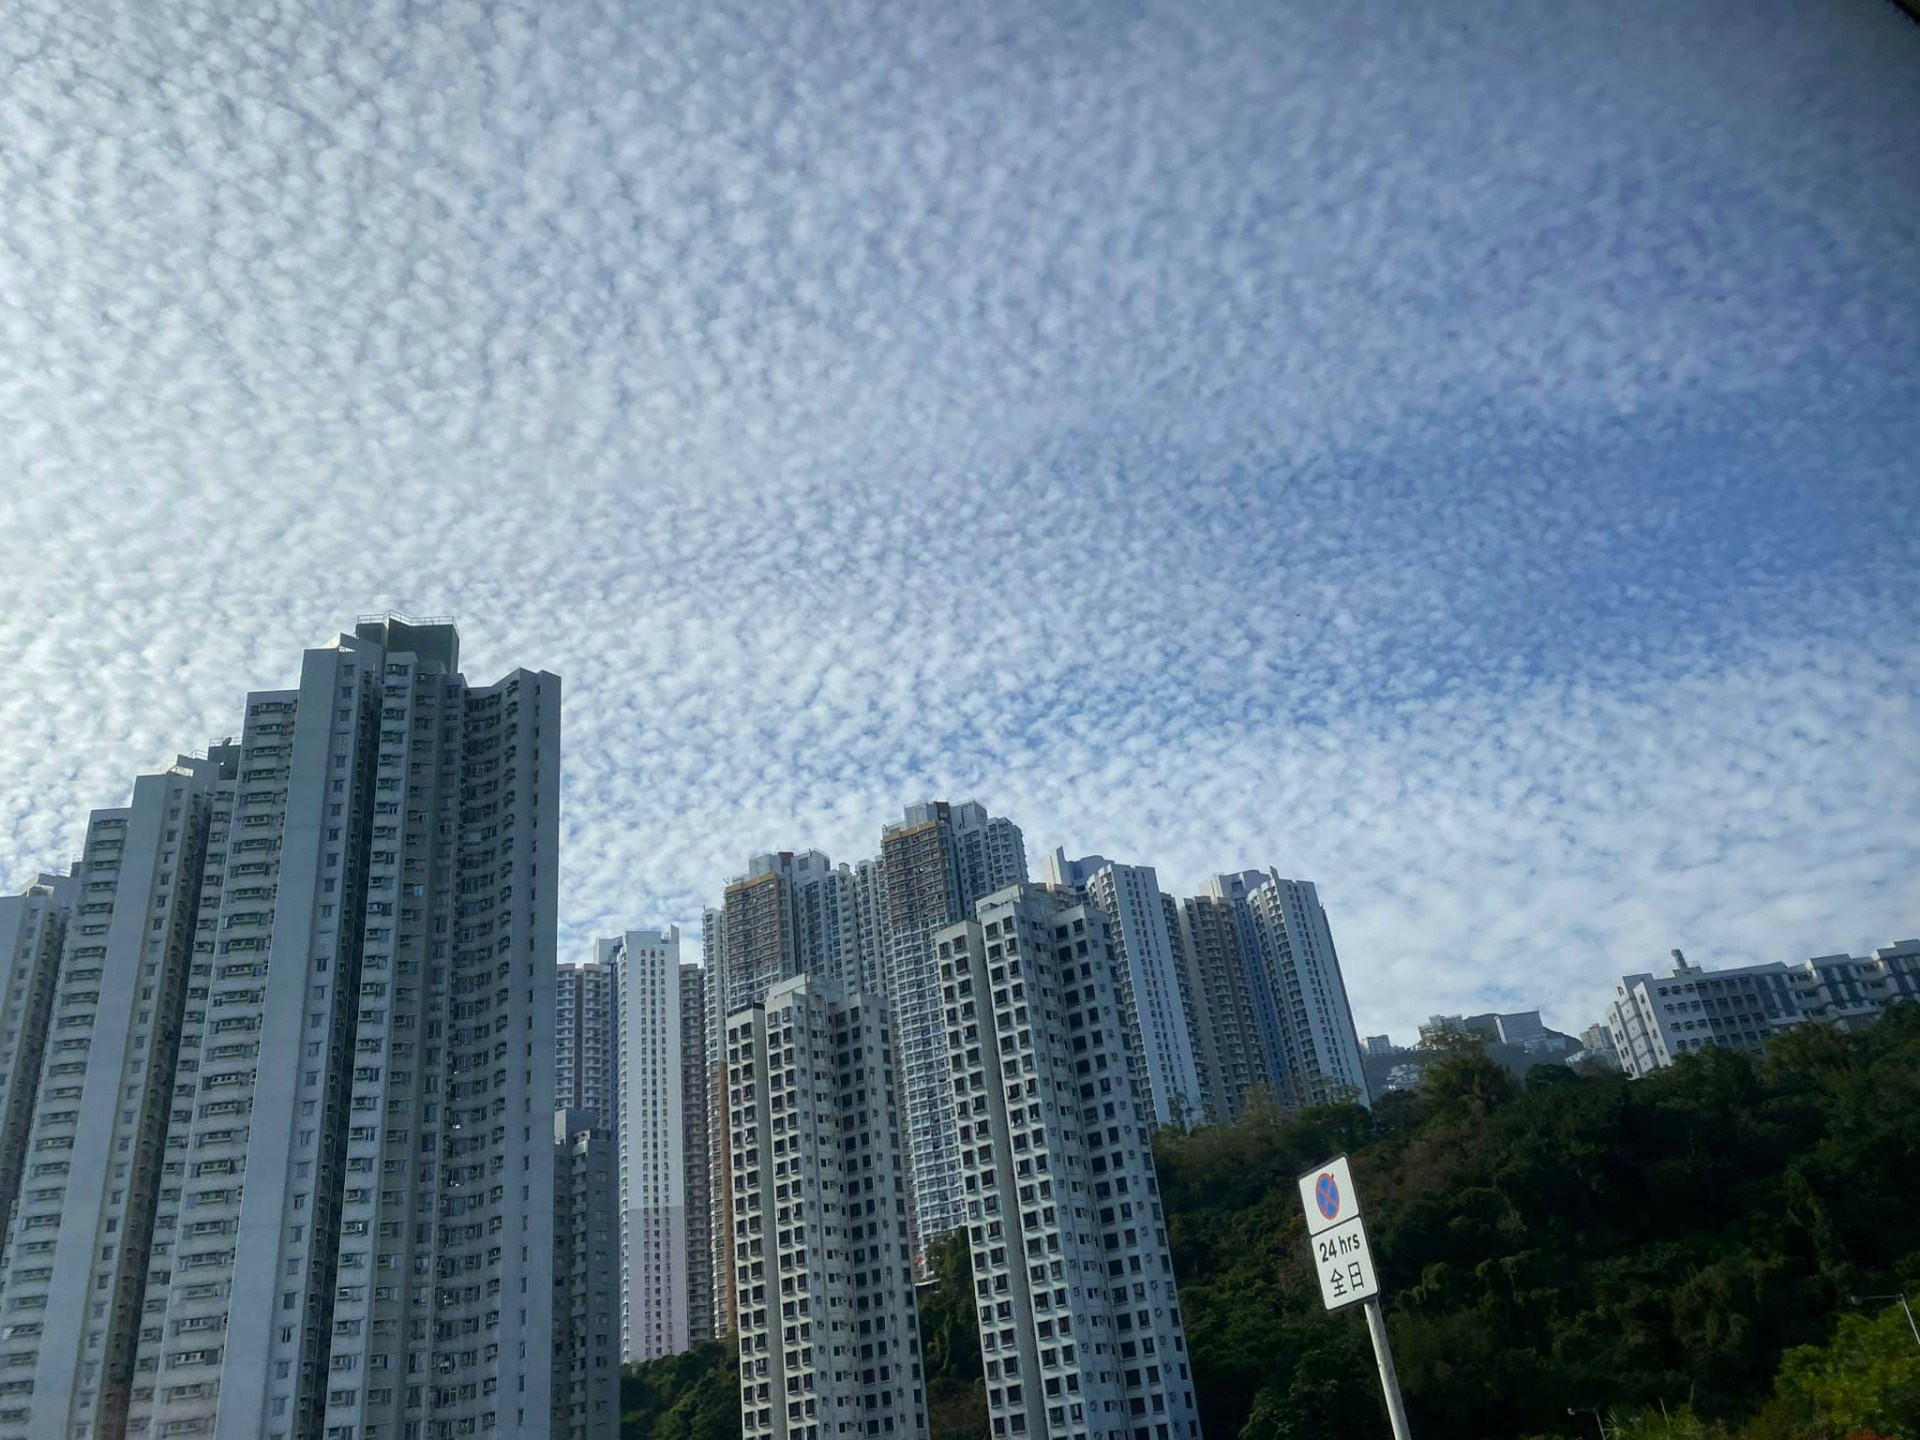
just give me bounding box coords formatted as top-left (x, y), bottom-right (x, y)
top-left (701, 910), bottom-right (734, 1341)
top-left (1037, 853), bottom-right (1204, 1130)
top-left (877, 802), bottom-right (1026, 1258)
top-left (1605, 942), bottom-right (1920, 1078)
top-left (702, 849), bottom-right (867, 1335)
top-left (0, 868), bottom-right (77, 1263)
top-left (557, 957), bottom-right (618, 1128)
top-left (850, 859), bottom-right (886, 998)
top-left (1239, 874), bottom-right (1368, 1108)
top-left (1179, 871), bottom-right (1368, 1115)
top-left (0, 757), bottom-right (222, 1440)
top-left (0, 617), bottom-right (561, 1440)
top-left (711, 852), bottom-right (857, 1025)
top-left (603, 927), bottom-right (709, 1362)
top-left (723, 976), bottom-right (926, 1440)
top-left (936, 886), bottom-right (1202, 1440)
top-left (553, 1110), bottom-right (619, 1440)
top-left (679, 962), bottom-right (714, 1347)
top-left (1175, 892), bottom-right (1264, 1125)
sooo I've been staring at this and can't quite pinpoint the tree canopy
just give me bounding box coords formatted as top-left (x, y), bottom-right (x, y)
top-left (1156, 1005), bottom-right (1920, 1440)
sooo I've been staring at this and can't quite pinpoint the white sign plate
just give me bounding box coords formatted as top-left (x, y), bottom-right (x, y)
top-left (1310, 1215), bottom-right (1380, 1311)
top-left (1297, 1154), bottom-right (1360, 1237)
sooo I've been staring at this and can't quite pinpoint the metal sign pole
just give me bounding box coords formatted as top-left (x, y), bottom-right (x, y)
top-left (1299, 1155), bottom-right (1412, 1440)
top-left (1362, 1296), bottom-right (1414, 1440)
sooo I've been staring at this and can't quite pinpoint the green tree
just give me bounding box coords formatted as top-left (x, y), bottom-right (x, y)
top-left (919, 1230), bottom-right (988, 1440)
top-left (1763, 1303), bottom-right (1920, 1439)
top-left (620, 1338), bottom-right (740, 1440)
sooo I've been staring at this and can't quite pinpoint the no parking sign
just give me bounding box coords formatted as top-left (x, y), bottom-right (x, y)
top-left (1296, 1154), bottom-right (1378, 1311)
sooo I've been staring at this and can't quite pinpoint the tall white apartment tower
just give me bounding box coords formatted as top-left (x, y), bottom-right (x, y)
top-left (1036, 853), bottom-right (1204, 1130)
top-left (0, 868), bottom-right (78, 1260)
top-left (679, 962), bottom-right (713, 1347)
top-left (605, 927), bottom-right (701, 1362)
top-left (710, 852), bottom-right (858, 1024)
top-left (935, 887), bottom-right (1202, 1440)
top-left (0, 616), bottom-right (563, 1440)
top-left (1176, 892), bottom-right (1264, 1125)
top-left (724, 977), bottom-right (927, 1440)
top-left (0, 757), bottom-right (223, 1440)
top-left (876, 802), bottom-right (1026, 1260)
top-left (552, 1110), bottom-right (619, 1440)
top-left (701, 910), bottom-right (733, 1341)
top-left (1239, 874), bottom-right (1367, 1108)
top-left (1183, 872), bottom-right (1368, 1115)
top-left (703, 849), bottom-right (862, 1335)
top-left (139, 619), bottom-right (558, 1440)
top-left (557, 958), bottom-right (618, 1129)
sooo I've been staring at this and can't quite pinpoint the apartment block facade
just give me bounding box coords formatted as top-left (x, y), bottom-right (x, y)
top-left (703, 849), bottom-right (868, 1334)
top-left (679, 962), bottom-right (713, 1348)
top-left (0, 617), bottom-right (561, 1440)
top-left (1239, 875), bottom-right (1368, 1109)
top-left (877, 803), bottom-right (1026, 1258)
top-left (556, 959), bottom-right (618, 1129)
top-left (1178, 872), bottom-right (1368, 1118)
top-left (0, 758), bottom-right (222, 1440)
top-left (552, 1111), bottom-right (618, 1440)
top-left (723, 977), bottom-right (926, 1440)
top-left (1606, 942), bottom-right (1920, 1078)
top-left (606, 928), bottom-right (705, 1362)
top-left (1035, 855), bottom-right (1203, 1130)
top-left (936, 887), bottom-right (1201, 1440)
top-left (0, 869), bottom-right (78, 1267)
top-left (1173, 893), bottom-right (1263, 1126)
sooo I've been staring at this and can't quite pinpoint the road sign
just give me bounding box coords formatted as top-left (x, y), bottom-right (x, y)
top-left (1309, 1215), bottom-right (1380, 1310)
top-left (1297, 1154), bottom-right (1359, 1236)
top-left (1297, 1153), bottom-right (1413, 1440)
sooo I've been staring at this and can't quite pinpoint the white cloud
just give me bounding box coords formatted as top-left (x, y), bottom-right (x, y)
top-left (1, 0), bottom-right (1917, 1038)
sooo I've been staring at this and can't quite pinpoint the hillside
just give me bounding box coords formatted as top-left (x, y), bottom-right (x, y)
top-left (622, 1006), bottom-right (1920, 1440)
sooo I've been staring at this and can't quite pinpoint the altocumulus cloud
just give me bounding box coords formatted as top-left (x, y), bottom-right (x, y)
top-left (0, 0), bottom-right (1916, 1036)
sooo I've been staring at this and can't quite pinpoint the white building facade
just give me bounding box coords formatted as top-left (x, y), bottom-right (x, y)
top-left (553, 1110), bottom-right (619, 1440)
top-left (724, 977), bottom-right (926, 1440)
top-left (0, 617), bottom-right (561, 1440)
top-left (557, 959), bottom-right (618, 1130)
top-left (0, 758), bottom-right (222, 1440)
top-left (936, 886), bottom-right (1202, 1440)
top-left (1036, 854), bottom-right (1204, 1130)
top-left (0, 868), bottom-right (78, 1264)
top-left (1606, 943), bottom-right (1920, 1078)
top-left (606, 927), bottom-right (702, 1362)
top-left (1240, 874), bottom-right (1369, 1109)
top-left (877, 802), bottom-right (1026, 1261)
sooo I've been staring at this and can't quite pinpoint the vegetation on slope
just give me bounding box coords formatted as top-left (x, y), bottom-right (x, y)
top-left (1158, 1008), bottom-right (1920, 1440)
top-left (619, 1337), bottom-right (739, 1440)
top-left (622, 1006), bottom-right (1920, 1440)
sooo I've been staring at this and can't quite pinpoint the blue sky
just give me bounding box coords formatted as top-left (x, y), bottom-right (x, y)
top-left (1, 0), bottom-right (1916, 1038)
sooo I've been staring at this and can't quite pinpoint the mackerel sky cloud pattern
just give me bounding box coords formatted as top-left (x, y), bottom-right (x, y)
top-left (1, 0), bottom-right (1916, 1036)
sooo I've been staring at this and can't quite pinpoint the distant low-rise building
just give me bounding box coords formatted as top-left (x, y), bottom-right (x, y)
top-left (1570, 1023), bottom-right (1621, 1072)
top-left (1606, 943), bottom-right (1920, 1078)
top-left (1420, 1009), bottom-right (1569, 1053)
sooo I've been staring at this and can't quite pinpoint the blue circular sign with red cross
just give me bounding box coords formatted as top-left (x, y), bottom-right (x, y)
top-left (1315, 1172), bottom-right (1341, 1221)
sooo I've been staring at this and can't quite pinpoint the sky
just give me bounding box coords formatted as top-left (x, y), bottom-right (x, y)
top-left (2, 0), bottom-right (1917, 1041)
